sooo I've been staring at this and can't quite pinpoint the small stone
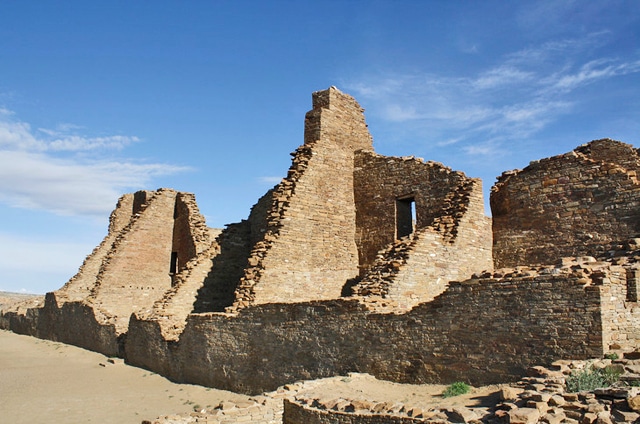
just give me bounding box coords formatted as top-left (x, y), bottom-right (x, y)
top-left (501, 386), bottom-right (525, 401)
top-left (628, 394), bottom-right (640, 412)
top-left (445, 407), bottom-right (479, 423)
top-left (595, 410), bottom-right (613, 424)
top-left (611, 409), bottom-right (640, 422)
top-left (625, 351), bottom-right (640, 360)
top-left (509, 407), bottom-right (540, 424)
top-left (542, 411), bottom-right (566, 424)
top-left (549, 395), bottom-right (566, 407)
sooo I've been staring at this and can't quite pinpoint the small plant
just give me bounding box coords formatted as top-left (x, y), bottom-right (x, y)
top-left (442, 382), bottom-right (471, 398)
top-left (566, 366), bottom-right (621, 392)
top-left (604, 353), bottom-right (619, 360)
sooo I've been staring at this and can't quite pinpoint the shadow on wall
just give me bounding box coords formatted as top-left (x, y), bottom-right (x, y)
top-left (191, 220), bottom-right (252, 313)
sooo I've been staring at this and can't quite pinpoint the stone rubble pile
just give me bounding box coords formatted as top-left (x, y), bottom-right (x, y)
top-left (146, 355), bottom-right (640, 424)
top-left (486, 357), bottom-right (640, 424)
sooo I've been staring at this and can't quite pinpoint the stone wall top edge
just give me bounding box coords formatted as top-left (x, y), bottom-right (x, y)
top-left (493, 138), bottom-right (634, 188)
top-left (311, 86), bottom-right (364, 111)
top-left (355, 149), bottom-right (475, 179)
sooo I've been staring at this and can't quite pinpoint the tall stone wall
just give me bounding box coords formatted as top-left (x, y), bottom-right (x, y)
top-left (600, 264), bottom-right (640, 351)
top-left (230, 87), bottom-right (374, 309)
top-left (125, 259), bottom-right (630, 395)
top-left (492, 139), bottom-right (640, 268)
top-left (354, 153), bottom-right (476, 271)
top-left (352, 154), bottom-right (492, 309)
top-left (86, 189), bottom-right (177, 334)
top-left (17, 188), bottom-right (214, 355)
top-left (135, 192), bottom-right (218, 340)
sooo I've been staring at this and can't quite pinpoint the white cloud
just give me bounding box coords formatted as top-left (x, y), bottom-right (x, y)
top-left (0, 232), bottom-right (88, 275)
top-left (346, 32), bottom-right (640, 157)
top-left (0, 232), bottom-right (94, 293)
top-left (546, 59), bottom-right (640, 92)
top-left (259, 176), bottom-right (283, 184)
top-left (0, 111), bottom-right (188, 217)
top-left (473, 66), bottom-right (534, 90)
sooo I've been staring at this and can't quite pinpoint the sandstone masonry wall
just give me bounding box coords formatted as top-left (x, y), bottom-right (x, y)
top-left (600, 264), bottom-right (640, 351)
top-left (126, 259), bottom-right (627, 395)
top-left (354, 153), bottom-right (474, 270)
top-left (54, 193), bottom-right (135, 304)
top-left (136, 193), bottom-right (218, 339)
top-left (352, 154), bottom-right (492, 310)
top-left (86, 189), bottom-right (177, 334)
top-left (16, 188), bottom-right (216, 355)
top-left (492, 139), bottom-right (640, 268)
top-left (8, 89), bottom-right (640, 410)
top-left (230, 87), bottom-right (374, 309)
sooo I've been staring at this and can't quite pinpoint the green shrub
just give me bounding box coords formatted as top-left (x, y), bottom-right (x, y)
top-left (604, 353), bottom-right (619, 360)
top-left (566, 366), bottom-right (621, 392)
top-left (442, 382), bottom-right (471, 398)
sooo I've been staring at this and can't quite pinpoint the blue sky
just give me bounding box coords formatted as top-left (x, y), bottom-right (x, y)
top-left (1, 1), bottom-right (639, 293)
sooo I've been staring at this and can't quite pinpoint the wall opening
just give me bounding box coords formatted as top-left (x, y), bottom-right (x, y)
top-left (627, 267), bottom-right (640, 302)
top-left (396, 196), bottom-right (415, 239)
top-left (170, 251), bottom-right (178, 275)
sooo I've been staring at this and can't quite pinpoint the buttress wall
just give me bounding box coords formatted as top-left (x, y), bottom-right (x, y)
top-left (230, 87), bottom-right (374, 308)
top-left (492, 139), bottom-right (640, 268)
top-left (87, 189), bottom-right (177, 333)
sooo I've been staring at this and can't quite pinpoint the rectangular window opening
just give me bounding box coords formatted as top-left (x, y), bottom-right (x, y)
top-left (396, 197), bottom-right (415, 239)
top-left (170, 251), bottom-right (178, 275)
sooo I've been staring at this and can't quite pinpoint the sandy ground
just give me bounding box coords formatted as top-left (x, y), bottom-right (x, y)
top-left (0, 330), bottom-right (249, 424)
top-left (0, 329), bottom-right (506, 424)
top-left (0, 291), bottom-right (506, 423)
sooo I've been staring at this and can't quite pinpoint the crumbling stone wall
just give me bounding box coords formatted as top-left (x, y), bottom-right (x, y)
top-left (125, 258), bottom-right (634, 395)
top-left (135, 192), bottom-right (218, 340)
top-left (230, 87), bottom-right (374, 309)
top-left (8, 88), bottom-right (640, 406)
top-left (85, 189), bottom-right (177, 334)
top-left (354, 153), bottom-right (476, 270)
top-left (20, 188), bottom-right (213, 355)
top-left (492, 139), bottom-right (640, 268)
top-left (54, 193), bottom-right (135, 305)
top-left (283, 399), bottom-right (425, 424)
top-left (352, 153), bottom-right (492, 309)
top-left (600, 263), bottom-right (640, 351)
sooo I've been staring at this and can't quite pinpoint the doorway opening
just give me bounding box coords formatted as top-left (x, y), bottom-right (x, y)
top-left (396, 196), bottom-right (415, 239)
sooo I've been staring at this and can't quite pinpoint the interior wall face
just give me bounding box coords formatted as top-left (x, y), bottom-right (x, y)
top-left (354, 152), bottom-right (471, 274)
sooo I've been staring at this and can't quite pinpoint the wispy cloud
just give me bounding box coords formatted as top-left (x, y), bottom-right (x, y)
top-left (345, 31), bottom-right (640, 158)
top-left (258, 176), bottom-right (283, 185)
top-left (0, 110), bottom-right (188, 217)
top-left (545, 58), bottom-right (640, 92)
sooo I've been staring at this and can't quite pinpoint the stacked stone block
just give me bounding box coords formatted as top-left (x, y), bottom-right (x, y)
top-left (492, 138), bottom-right (640, 268)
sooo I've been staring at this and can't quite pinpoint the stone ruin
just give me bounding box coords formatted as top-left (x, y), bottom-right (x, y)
top-left (3, 87), bottom-right (640, 402)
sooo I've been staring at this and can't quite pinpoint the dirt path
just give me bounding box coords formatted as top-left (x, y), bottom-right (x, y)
top-left (0, 330), bottom-right (249, 424)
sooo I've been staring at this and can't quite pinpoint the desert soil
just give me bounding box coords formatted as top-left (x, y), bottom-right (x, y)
top-left (0, 291), bottom-right (505, 423)
top-left (0, 330), bottom-right (250, 424)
